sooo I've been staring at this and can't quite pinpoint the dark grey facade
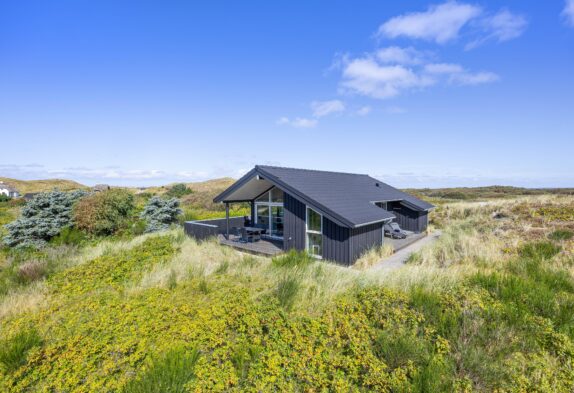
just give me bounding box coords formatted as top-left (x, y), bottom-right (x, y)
top-left (283, 192), bottom-right (306, 252)
top-left (349, 223), bottom-right (384, 264)
top-left (384, 201), bottom-right (428, 233)
top-left (207, 165), bottom-right (434, 266)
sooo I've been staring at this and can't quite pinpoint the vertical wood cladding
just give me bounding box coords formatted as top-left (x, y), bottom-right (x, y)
top-left (322, 217), bottom-right (350, 265)
top-left (284, 192), bottom-right (387, 266)
top-left (283, 192), bottom-right (306, 252)
top-left (386, 202), bottom-right (427, 233)
top-left (349, 223), bottom-right (384, 264)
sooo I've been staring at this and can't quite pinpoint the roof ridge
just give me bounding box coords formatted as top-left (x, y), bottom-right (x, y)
top-left (256, 165), bottom-right (369, 177)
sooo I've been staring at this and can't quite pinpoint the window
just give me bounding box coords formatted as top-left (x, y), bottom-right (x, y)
top-left (256, 205), bottom-right (269, 228)
top-left (271, 187), bottom-right (283, 203)
top-left (306, 207), bottom-right (322, 258)
top-left (256, 191), bottom-right (270, 202)
top-left (254, 187), bottom-right (284, 238)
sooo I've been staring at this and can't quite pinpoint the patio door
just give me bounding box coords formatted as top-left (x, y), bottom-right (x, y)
top-left (254, 188), bottom-right (284, 238)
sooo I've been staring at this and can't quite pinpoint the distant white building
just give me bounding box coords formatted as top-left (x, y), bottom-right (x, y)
top-left (0, 182), bottom-right (19, 198)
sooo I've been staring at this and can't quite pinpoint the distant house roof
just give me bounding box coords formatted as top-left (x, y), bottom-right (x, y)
top-left (23, 193), bottom-right (39, 201)
top-left (214, 165), bottom-right (434, 228)
top-left (0, 182), bottom-right (17, 192)
top-left (93, 184), bottom-right (111, 192)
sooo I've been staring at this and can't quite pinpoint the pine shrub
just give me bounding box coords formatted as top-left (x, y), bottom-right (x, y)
top-left (3, 190), bottom-right (87, 248)
top-left (140, 197), bottom-right (182, 233)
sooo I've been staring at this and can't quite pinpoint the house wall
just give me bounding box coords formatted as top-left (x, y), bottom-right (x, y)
top-left (386, 202), bottom-right (428, 233)
top-left (349, 223), bottom-right (384, 263)
top-left (322, 217), bottom-right (351, 265)
top-left (283, 192), bottom-right (306, 252)
top-left (283, 191), bottom-right (383, 266)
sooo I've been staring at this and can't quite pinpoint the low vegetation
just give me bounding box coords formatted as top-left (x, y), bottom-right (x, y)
top-left (73, 189), bottom-right (135, 236)
top-left (0, 189), bottom-right (573, 391)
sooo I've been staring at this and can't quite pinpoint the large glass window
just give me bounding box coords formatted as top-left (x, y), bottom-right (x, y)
top-left (256, 205), bottom-right (269, 228)
top-left (254, 187), bottom-right (284, 238)
top-left (256, 191), bottom-right (270, 202)
top-left (271, 206), bottom-right (284, 237)
top-left (271, 187), bottom-right (284, 203)
top-left (306, 207), bottom-right (322, 258)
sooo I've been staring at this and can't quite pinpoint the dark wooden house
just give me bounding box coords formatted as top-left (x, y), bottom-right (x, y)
top-left (208, 165), bottom-right (434, 266)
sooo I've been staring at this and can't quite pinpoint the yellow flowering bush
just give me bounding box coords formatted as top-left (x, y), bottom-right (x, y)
top-left (1, 229), bottom-right (573, 392)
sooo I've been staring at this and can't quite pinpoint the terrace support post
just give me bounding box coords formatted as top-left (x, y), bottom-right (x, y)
top-left (225, 202), bottom-right (230, 240)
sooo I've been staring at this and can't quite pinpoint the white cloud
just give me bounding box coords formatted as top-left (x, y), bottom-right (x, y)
top-left (449, 71), bottom-right (499, 85)
top-left (375, 46), bottom-right (426, 65)
top-left (486, 10), bottom-right (527, 41)
top-left (424, 62), bottom-right (464, 74)
top-left (340, 57), bottom-right (434, 99)
top-left (423, 62), bottom-right (499, 85)
top-left (338, 49), bottom-right (499, 99)
top-left (466, 9), bottom-right (527, 49)
top-left (378, 1), bottom-right (482, 44)
top-left (276, 117), bottom-right (318, 128)
top-left (311, 100), bottom-right (345, 117)
top-left (356, 106), bottom-right (372, 116)
top-left (564, 0), bottom-right (574, 26)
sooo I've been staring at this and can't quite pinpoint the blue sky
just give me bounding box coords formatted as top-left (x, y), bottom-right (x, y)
top-left (1, 1), bottom-right (573, 187)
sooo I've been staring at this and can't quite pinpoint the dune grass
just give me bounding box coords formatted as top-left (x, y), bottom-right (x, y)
top-left (122, 346), bottom-right (200, 393)
top-left (0, 194), bottom-right (573, 391)
top-left (0, 328), bottom-right (42, 373)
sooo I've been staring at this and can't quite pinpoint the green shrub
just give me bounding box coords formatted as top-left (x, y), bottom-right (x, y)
top-left (165, 184), bottom-right (193, 198)
top-left (140, 197), bottom-right (182, 233)
top-left (272, 249), bottom-right (313, 269)
top-left (0, 194), bottom-right (10, 202)
top-left (215, 260), bottom-right (229, 275)
top-left (518, 241), bottom-right (561, 260)
top-left (231, 344), bottom-right (262, 384)
top-left (3, 190), bottom-right (87, 248)
top-left (198, 277), bottom-right (209, 294)
top-left (122, 346), bottom-right (200, 393)
top-left (275, 276), bottom-right (300, 310)
top-left (51, 226), bottom-right (86, 246)
top-left (374, 328), bottom-right (431, 370)
top-left (0, 328), bottom-right (42, 373)
top-left (130, 219), bottom-right (147, 236)
top-left (167, 269), bottom-right (177, 290)
top-left (548, 229), bottom-right (574, 241)
top-left (73, 189), bottom-right (135, 236)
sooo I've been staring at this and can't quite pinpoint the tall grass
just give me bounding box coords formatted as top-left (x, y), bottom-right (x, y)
top-left (0, 327), bottom-right (42, 373)
top-left (353, 243), bottom-right (394, 270)
top-left (122, 346), bottom-right (200, 393)
top-left (275, 276), bottom-right (300, 310)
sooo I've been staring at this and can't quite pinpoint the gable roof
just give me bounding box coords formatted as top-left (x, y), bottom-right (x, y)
top-left (214, 165), bottom-right (434, 228)
top-left (0, 182), bottom-right (17, 192)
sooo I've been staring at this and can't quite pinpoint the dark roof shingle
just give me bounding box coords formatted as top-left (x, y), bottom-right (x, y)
top-left (215, 165), bottom-right (434, 228)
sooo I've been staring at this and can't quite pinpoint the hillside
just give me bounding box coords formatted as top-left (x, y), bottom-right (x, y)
top-left (145, 177), bottom-right (235, 211)
top-left (0, 177), bottom-right (87, 194)
top-left (0, 194), bottom-right (573, 391)
top-left (405, 185), bottom-right (574, 201)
